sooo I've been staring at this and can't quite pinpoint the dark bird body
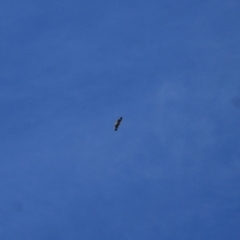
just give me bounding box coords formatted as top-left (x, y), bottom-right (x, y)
top-left (115, 117), bottom-right (123, 131)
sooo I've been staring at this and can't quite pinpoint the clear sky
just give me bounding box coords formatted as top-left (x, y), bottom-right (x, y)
top-left (1, 0), bottom-right (240, 239)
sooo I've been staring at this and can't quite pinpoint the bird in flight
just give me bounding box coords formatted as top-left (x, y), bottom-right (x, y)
top-left (114, 117), bottom-right (123, 131)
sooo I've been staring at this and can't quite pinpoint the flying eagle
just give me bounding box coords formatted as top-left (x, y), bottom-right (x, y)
top-left (115, 117), bottom-right (123, 131)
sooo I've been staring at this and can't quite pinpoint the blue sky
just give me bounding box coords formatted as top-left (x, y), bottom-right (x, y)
top-left (0, 0), bottom-right (240, 239)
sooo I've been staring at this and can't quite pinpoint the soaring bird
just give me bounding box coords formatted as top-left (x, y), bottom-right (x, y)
top-left (114, 117), bottom-right (123, 131)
